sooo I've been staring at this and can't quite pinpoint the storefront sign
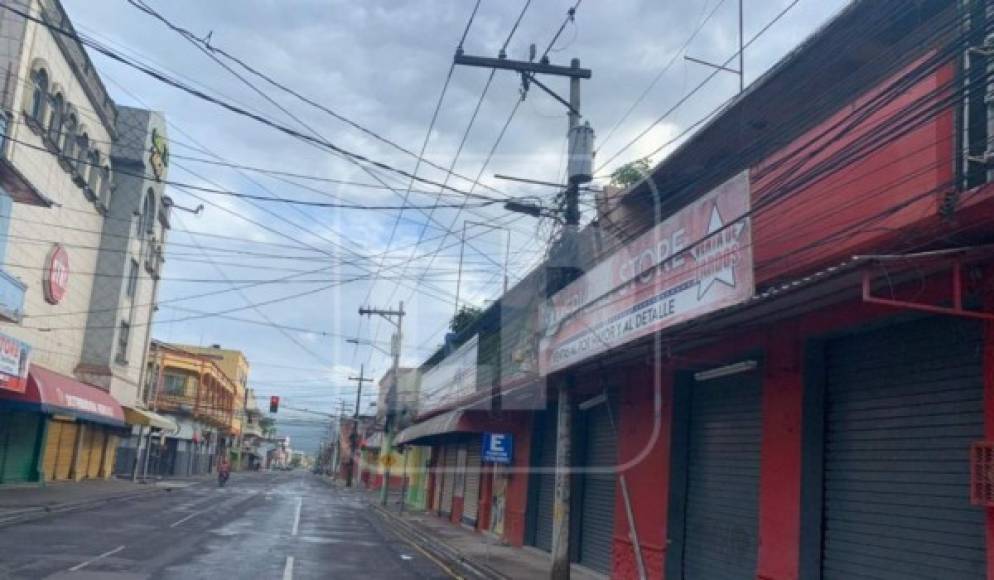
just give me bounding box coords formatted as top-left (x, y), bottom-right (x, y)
top-left (540, 171), bottom-right (754, 374)
top-left (43, 244), bottom-right (69, 304)
top-left (419, 334), bottom-right (478, 414)
top-left (481, 432), bottom-right (513, 464)
top-left (0, 332), bottom-right (30, 393)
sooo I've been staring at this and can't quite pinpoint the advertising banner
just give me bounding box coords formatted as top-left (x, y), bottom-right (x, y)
top-left (539, 171), bottom-right (754, 374)
top-left (419, 334), bottom-right (479, 414)
top-left (0, 331), bottom-right (30, 393)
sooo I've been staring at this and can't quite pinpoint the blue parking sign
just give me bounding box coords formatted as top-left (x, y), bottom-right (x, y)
top-left (481, 432), bottom-right (513, 464)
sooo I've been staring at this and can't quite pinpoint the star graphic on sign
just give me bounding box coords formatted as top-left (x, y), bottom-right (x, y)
top-left (692, 203), bottom-right (744, 300)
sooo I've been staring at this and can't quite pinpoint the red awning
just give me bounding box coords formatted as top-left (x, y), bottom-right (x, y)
top-left (0, 364), bottom-right (126, 428)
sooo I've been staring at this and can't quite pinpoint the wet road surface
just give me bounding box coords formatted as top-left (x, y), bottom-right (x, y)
top-left (0, 471), bottom-right (450, 580)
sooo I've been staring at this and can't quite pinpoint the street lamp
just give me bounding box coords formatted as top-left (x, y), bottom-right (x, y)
top-left (345, 338), bottom-right (391, 356)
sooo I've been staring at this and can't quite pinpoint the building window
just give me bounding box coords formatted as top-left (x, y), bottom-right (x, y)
top-left (139, 189), bottom-right (155, 236)
top-left (162, 373), bottom-right (186, 396)
top-left (29, 68), bottom-right (48, 123)
top-left (75, 133), bottom-right (89, 177)
top-left (100, 165), bottom-right (112, 209)
top-left (86, 149), bottom-right (101, 194)
top-left (62, 113), bottom-right (77, 162)
top-left (127, 258), bottom-right (139, 298)
top-left (47, 93), bottom-right (63, 144)
top-left (116, 320), bottom-right (130, 363)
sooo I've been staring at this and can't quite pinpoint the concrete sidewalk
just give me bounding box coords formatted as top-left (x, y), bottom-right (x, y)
top-left (0, 476), bottom-right (204, 528)
top-left (322, 477), bottom-right (604, 580)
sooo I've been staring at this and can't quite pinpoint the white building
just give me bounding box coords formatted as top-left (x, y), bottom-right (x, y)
top-left (0, 0), bottom-right (171, 485)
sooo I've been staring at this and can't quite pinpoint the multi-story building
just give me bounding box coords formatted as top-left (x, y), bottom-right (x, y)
top-left (121, 342), bottom-right (238, 477)
top-left (0, 0), bottom-right (170, 485)
top-left (170, 343), bottom-right (250, 442)
top-left (237, 387), bottom-right (264, 470)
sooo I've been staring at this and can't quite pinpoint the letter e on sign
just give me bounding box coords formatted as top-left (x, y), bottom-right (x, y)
top-left (43, 244), bottom-right (69, 304)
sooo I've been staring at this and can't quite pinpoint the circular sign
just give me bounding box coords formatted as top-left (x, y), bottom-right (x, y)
top-left (43, 244), bottom-right (69, 304)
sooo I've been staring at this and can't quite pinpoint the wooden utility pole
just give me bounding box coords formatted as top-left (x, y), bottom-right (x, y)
top-left (456, 51), bottom-right (592, 580)
top-left (345, 364), bottom-right (373, 488)
top-left (358, 303), bottom-right (405, 506)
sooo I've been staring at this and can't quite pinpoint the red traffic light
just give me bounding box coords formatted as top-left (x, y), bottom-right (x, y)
top-left (269, 396), bottom-right (280, 413)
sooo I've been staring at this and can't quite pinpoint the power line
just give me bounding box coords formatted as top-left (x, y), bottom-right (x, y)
top-left (0, 2), bottom-right (517, 204)
top-left (594, 0), bottom-right (803, 174)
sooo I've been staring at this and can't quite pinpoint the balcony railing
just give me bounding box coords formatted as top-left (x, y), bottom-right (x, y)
top-left (0, 268), bottom-right (26, 323)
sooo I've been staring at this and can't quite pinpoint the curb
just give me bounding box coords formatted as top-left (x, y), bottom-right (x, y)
top-left (0, 486), bottom-right (169, 528)
top-left (370, 503), bottom-right (508, 580)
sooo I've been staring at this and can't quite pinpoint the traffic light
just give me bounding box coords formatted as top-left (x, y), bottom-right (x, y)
top-left (269, 395), bottom-right (280, 413)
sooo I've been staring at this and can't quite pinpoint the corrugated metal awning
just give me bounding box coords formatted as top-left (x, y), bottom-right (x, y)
top-left (123, 406), bottom-right (179, 433)
top-left (395, 409), bottom-right (473, 445)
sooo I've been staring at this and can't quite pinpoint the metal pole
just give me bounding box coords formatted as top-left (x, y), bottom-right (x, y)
top-left (550, 381), bottom-right (573, 580)
top-left (455, 222), bottom-right (468, 319)
top-left (140, 355), bottom-right (165, 481)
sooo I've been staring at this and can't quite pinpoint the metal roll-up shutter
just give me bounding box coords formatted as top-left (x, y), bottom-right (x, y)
top-left (78, 426), bottom-right (95, 478)
top-left (103, 434), bottom-right (118, 479)
top-left (441, 445), bottom-right (457, 515)
top-left (683, 371), bottom-right (762, 580)
top-left (86, 429), bottom-right (106, 479)
top-left (528, 406), bottom-right (558, 552)
top-left (463, 442), bottom-right (482, 525)
top-left (0, 411), bottom-right (41, 483)
top-left (432, 446), bottom-right (444, 510)
top-left (54, 421), bottom-right (78, 481)
top-left (43, 419), bottom-right (63, 480)
top-left (578, 399), bottom-right (617, 574)
top-left (822, 317), bottom-right (985, 579)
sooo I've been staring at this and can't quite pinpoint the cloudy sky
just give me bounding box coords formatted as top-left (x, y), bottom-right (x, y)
top-left (61, 0), bottom-right (849, 453)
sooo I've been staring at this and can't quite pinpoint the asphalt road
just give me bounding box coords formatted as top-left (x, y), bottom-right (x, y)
top-left (0, 472), bottom-right (451, 580)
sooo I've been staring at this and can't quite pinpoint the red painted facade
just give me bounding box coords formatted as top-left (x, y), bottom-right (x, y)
top-left (401, 6), bottom-right (994, 579)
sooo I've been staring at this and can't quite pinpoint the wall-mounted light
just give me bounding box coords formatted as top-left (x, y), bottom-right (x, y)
top-left (694, 360), bottom-right (758, 382)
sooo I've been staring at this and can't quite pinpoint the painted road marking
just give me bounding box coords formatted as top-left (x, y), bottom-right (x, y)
top-left (291, 497), bottom-right (302, 536)
top-left (282, 556), bottom-right (294, 580)
top-left (169, 510), bottom-right (203, 528)
top-left (68, 545), bottom-right (125, 572)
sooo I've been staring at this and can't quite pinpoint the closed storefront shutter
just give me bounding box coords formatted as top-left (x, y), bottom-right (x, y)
top-left (43, 420), bottom-right (63, 480)
top-left (87, 429), bottom-right (106, 479)
top-left (441, 444), bottom-right (457, 515)
top-left (0, 410), bottom-right (41, 483)
top-left (56, 422), bottom-right (79, 481)
top-left (822, 317), bottom-right (985, 579)
top-left (77, 426), bottom-right (95, 478)
top-left (683, 371), bottom-right (762, 580)
top-left (528, 406), bottom-right (558, 552)
top-left (463, 442), bottom-right (482, 526)
top-left (432, 446), bottom-right (444, 510)
top-left (578, 400), bottom-right (617, 574)
top-left (103, 435), bottom-right (118, 479)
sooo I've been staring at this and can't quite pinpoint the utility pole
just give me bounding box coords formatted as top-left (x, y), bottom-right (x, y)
top-left (457, 51), bottom-right (592, 580)
top-left (346, 365), bottom-right (373, 488)
top-left (358, 303), bottom-right (405, 507)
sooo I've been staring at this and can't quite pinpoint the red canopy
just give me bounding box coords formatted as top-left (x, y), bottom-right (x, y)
top-left (0, 364), bottom-right (126, 428)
